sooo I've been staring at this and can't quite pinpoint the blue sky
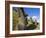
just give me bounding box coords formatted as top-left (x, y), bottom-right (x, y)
top-left (23, 8), bottom-right (40, 17)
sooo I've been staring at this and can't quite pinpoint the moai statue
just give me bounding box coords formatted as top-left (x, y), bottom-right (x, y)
top-left (13, 7), bottom-right (28, 30)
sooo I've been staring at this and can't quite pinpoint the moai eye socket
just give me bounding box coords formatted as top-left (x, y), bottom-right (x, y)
top-left (13, 7), bottom-right (18, 12)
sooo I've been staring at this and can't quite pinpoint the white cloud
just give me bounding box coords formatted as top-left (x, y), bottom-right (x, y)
top-left (32, 16), bottom-right (37, 20)
top-left (27, 16), bottom-right (30, 19)
top-left (37, 18), bottom-right (40, 22)
top-left (32, 16), bottom-right (40, 22)
top-left (27, 16), bottom-right (40, 23)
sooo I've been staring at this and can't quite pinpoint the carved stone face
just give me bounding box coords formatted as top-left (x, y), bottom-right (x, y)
top-left (13, 7), bottom-right (27, 30)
